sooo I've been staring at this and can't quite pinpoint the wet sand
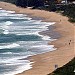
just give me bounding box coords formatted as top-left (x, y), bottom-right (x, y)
top-left (0, 2), bottom-right (75, 75)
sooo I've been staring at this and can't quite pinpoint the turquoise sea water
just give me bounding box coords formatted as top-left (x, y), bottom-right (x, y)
top-left (0, 8), bottom-right (56, 75)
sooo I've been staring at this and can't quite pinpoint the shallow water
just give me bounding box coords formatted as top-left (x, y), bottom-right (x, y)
top-left (0, 8), bottom-right (56, 75)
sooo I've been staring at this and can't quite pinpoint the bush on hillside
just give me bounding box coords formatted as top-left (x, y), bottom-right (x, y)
top-left (62, 4), bottom-right (75, 22)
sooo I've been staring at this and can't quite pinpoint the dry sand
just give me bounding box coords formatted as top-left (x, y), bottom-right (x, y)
top-left (0, 2), bottom-right (75, 75)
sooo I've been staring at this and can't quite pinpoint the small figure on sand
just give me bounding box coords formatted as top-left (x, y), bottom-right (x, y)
top-left (70, 40), bottom-right (71, 42)
top-left (54, 64), bottom-right (58, 70)
top-left (60, 19), bottom-right (61, 22)
top-left (69, 40), bottom-right (71, 45)
top-left (69, 42), bottom-right (70, 45)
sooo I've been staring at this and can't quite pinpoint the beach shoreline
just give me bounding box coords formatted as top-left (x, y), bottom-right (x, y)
top-left (0, 2), bottom-right (75, 75)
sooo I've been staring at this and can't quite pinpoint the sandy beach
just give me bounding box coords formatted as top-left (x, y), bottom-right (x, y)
top-left (0, 2), bottom-right (75, 75)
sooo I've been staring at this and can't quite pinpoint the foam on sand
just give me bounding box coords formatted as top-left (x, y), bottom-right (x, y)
top-left (32, 45), bottom-right (54, 49)
top-left (31, 45), bottom-right (56, 53)
top-left (42, 35), bottom-right (51, 40)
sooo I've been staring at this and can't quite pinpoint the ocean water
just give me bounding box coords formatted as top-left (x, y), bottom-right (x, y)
top-left (0, 8), bottom-right (56, 75)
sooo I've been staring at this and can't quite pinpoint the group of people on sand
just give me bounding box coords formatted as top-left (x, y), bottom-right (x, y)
top-left (54, 39), bottom-right (72, 70)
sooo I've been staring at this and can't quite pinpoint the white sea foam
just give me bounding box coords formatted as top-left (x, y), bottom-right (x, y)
top-left (13, 16), bottom-right (31, 20)
top-left (0, 56), bottom-right (33, 75)
top-left (31, 45), bottom-right (55, 51)
top-left (0, 8), bottom-right (2, 9)
top-left (0, 10), bottom-right (7, 12)
top-left (0, 43), bottom-right (20, 49)
top-left (37, 22), bottom-right (55, 40)
top-left (0, 21), bottom-right (13, 26)
top-left (42, 35), bottom-right (51, 40)
top-left (23, 20), bottom-right (40, 23)
top-left (6, 11), bottom-right (15, 13)
top-left (0, 55), bottom-right (32, 64)
top-left (0, 52), bottom-right (13, 54)
top-left (1, 57), bottom-right (30, 65)
top-left (2, 21), bottom-right (13, 34)
top-left (9, 21), bottom-right (55, 40)
top-left (31, 20), bottom-right (42, 24)
top-left (40, 22), bottom-right (55, 25)
top-left (3, 61), bottom-right (33, 75)
top-left (0, 52), bottom-right (26, 55)
top-left (8, 13), bottom-right (27, 17)
top-left (32, 45), bottom-right (54, 48)
top-left (11, 17), bottom-right (32, 20)
top-left (3, 25), bottom-right (9, 29)
top-left (5, 21), bottom-right (13, 25)
top-left (3, 30), bottom-right (9, 34)
top-left (30, 44), bottom-right (56, 54)
top-left (0, 13), bottom-right (26, 17)
top-left (0, 13), bottom-right (8, 16)
top-left (0, 9), bottom-right (57, 75)
top-left (27, 17), bottom-right (32, 20)
top-left (0, 10), bottom-right (15, 13)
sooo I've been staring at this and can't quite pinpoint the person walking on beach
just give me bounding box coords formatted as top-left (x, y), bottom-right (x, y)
top-left (54, 64), bottom-right (58, 70)
top-left (69, 40), bottom-right (71, 45)
top-left (69, 42), bottom-right (70, 45)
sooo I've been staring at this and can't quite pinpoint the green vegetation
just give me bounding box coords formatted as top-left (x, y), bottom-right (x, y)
top-left (48, 58), bottom-right (75, 75)
top-left (62, 4), bottom-right (75, 22)
top-left (0, 0), bottom-right (44, 8)
top-left (16, 0), bottom-right (44, 8)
